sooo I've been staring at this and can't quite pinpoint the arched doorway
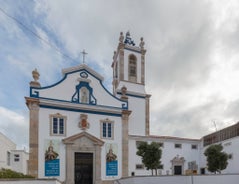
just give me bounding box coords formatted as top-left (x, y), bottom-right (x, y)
top-left (171, 155), bottom-right (185, 175)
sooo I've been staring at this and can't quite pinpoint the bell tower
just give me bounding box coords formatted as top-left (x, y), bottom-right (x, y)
top-left (112, 32), bottom-right (150, 136)
top-left (112, 31), bottom-right (147, 96)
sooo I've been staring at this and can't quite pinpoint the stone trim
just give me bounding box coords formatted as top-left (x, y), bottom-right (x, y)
top-left (171, 155), bottom-right (185, 175)
top-left (49, 113), bottom-right (67, 136)
top-left (121, 110), bottom-right (131, 177)
top-left (63, 132), bottom-right (104, 184)
top-left (25, 97), bottom-right (40, 177)
top-left (145, 94), bottom-right (151, 136)
top-left (141, 53), bottom-right (145, 85)
top-left (100, 119), bottom-right (115, 140)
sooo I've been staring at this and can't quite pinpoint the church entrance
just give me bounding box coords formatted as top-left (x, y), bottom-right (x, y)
top-left (174, 165), bottom-right (182, 175)
top-left (75, 152), bottom-right (93, 184)
top-left (171, 155), bottom-right (185, 175)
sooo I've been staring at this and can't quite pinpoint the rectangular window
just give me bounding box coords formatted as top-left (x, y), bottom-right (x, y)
top-left (191, 144), bottom-right (198, 149)
top-left (7, 151), bottom-right (10, 166)
top-left (103, 123), bottom-right (107, 137)
top-left (175, 143), bottom-right (182, 149)
top-left (101, 120), bottom-right (114, 139)
top-left (136, 141), bottom-right (146, 148)
top-left (136, 164), bottom-right (144, 170)
top-left (50, 114), bottom-right (66, 136)
top-left (59, 118), bottom-right (64, 134)
top-left (14, 154), bottom-right (20, 162)
top-left (228, 154), bottom-right (233, 160)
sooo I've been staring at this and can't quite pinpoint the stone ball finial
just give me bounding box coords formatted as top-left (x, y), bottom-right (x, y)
top-left (121, 86), bottom-right (128, 101)
top-left (32, 68), bottom-right (40, 82)
top-left (121, 86), bottom-right (127, 96)
top-left (30, 68), bottom-right (41, 87)
top-left (140, 37), bottom-right (145, 49)
top-left (119, 32), bottom-right (124, 43)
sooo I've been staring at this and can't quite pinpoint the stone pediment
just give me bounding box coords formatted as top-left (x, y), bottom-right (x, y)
top-left (62, 131), bottom-right (104, 147)
top-left (171, 155), bottom-right (185, 164)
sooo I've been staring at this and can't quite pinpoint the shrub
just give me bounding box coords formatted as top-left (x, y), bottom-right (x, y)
top-left (0, 168), bottom-right (34, 178)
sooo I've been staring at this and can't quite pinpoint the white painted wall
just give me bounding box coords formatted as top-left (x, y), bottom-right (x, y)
top-left (129, 137), bottom-right (201, 176)
top-left (0, 132), bottom-right (16, 169)
top-left (10, 150), bottom-right (29, 174)
top-left (200, 136), bottom-right (239, 174)
top-left (128, 96), bottom-right (146, 136)
top-left (38, 107), bottom-right (123, 181)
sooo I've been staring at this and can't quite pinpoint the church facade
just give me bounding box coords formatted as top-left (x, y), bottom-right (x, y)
top-left (25, 32), bottom-right (239, 184)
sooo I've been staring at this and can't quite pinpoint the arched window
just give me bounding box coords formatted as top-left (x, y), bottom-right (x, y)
top-left (128, 54), bottom-right (137, 82)
top-left (80, 87), bottom-right (89, 103)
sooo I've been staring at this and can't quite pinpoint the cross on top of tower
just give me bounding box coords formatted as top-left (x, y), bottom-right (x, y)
top-left (81, 49), bottom-right (88, 64)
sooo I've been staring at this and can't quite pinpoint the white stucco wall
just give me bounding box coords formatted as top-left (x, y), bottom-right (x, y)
top-left (200, 136), bottom-right (239, 174)
top-left (0, 132), bottom-right (16, 169)
top-left (10, 150), bottom-right (29, 174)
top-left (38, 106), bottom-right (123, 181)
top-left (128, 96), bottom-right (146, 136)
top-left (129, 137), bottom-right (201, 176)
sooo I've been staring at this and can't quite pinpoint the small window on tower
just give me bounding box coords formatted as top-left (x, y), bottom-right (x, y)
top-left (128, 54), bottom-right (137, 82)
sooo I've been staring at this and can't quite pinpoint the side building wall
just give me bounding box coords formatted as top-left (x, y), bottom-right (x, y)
top-left (129, 136), bottom-right (200, 176)
top-left (0, 132), bottom-right (16, 169)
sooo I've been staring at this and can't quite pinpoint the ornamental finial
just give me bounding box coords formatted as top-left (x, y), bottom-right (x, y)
top-left (139, 37), bottom-right (145, 49)
top-left (119, 32), bottom-right (124, 43)
top-left (30, 68), bottom-right (41, 87)
top-left (32, 68), bottom-right (40, 82)
top-left (124, 31), bottom-right (135, 46)
top-left (121, 86), bottom-right (128, 101)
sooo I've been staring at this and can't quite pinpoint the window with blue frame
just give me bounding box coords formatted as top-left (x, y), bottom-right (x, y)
top-left (101, 119), bottom-right (114, 139)
top-left (50, 113), bottom-right (67, 136)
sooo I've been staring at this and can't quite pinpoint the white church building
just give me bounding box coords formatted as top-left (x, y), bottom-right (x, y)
top-left (25, 32), bottom-right (239, 184)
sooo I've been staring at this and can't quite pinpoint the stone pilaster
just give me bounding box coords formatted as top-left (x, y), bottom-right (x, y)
top-left (121, 110), bottom-right (131, 177)
top-left (65, 143), bottom-right (74, 184)
top-left (141, 50), bottom-right (146, 85)
top-left (95, 145), bottom-right (102, 184)
top-left (118, 42), bottom-right (125, 81)
top-left (25, 97), bottom-right (39, 177)
top-left (145, 94), bottom-right (151, 136)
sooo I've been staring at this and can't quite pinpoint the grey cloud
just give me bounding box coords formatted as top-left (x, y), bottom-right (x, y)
top-left (150, 96), bottom-right (233, 138)
top-left (147, 1), bottom-right (214, 90)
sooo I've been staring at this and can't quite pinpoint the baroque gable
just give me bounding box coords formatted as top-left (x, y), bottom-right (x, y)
top-left (29, 64), bottom-right (128, 112)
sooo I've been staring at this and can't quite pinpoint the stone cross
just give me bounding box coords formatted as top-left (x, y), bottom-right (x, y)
top-left (81, 49), bottom-right (88, 64)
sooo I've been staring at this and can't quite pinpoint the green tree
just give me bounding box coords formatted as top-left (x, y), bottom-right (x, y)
top-left (204, 144), bottom-right (228, 174)
top-left (136, 141), bottom-right (162, 175)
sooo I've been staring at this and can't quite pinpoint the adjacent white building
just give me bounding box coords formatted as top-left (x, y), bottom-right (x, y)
top-left (0, 132), bottom-right (29, 174)
top-left (25, 32), bottom-right (239, 184)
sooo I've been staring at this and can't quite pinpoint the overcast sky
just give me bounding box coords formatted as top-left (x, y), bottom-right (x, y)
top-left (1, 0), bottom-right (239, 149)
